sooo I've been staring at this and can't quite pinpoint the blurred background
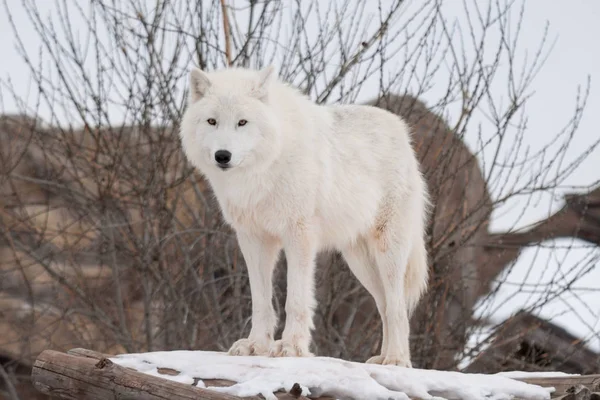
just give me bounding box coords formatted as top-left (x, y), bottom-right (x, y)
top-left (1, 1), bottom-right (599, 398)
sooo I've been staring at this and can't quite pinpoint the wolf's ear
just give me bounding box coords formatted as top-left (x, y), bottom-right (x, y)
top-left (253, 65), bottom-right (276, 102)
top-left (258, 65), bottom-right (276, 88)
top-left (189, 68), bottom-right (211, 102)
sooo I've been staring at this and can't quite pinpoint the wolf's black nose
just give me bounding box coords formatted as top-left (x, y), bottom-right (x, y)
top-left (215, 150), bottom-right (232, 165)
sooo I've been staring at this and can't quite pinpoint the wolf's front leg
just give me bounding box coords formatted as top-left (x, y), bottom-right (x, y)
top-left (229, 231), bottom-right (281, 356)
top-left (270, 222), bottom-right (318, 357)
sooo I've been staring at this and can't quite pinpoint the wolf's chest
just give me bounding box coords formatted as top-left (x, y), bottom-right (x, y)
top-left (222, 199), bottom-right (285, 235)
top-left (223, 201), bottom-right (260, 228)
top-left (212, 172), bottom-right (300, 235)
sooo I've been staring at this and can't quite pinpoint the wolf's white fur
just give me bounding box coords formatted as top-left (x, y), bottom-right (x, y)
top-left (180, 66), bottom-right (429, 367)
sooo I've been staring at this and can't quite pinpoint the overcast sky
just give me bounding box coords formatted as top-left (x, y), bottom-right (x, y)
top-left (1, 1), bottom-right (599, 355)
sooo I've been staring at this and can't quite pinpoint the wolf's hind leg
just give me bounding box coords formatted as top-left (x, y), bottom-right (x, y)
top-left (366, 197), bottom-right (422, 368)
top-left (370, 236), bottom-right (412, 367)
top-left (342, 237), bottom-right (389, 362)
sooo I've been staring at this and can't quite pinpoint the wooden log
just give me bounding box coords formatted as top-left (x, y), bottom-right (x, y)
top-left (66, 348), bottom-right (600, 396)
top-left (66, 348), bottom-right (327, 398)
top-left (516, 375), bottom-right (600, 396)
top-left (67, 348), bottom-right (109, 360)
top-left (32, 348), bottom-right (599, 399)
top-left (32, 350), bottom-right (242, 400)
top-left (32, 350), bottom-right (318, 400)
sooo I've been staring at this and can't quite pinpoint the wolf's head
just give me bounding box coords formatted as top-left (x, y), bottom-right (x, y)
top-left (179, 66), bottom-right (282, 175)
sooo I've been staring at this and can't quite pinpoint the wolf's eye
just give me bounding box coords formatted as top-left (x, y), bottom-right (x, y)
top-left (238, 119), bottom-right (247, 127)
top-left (207, 118), bottom-right (217, 126)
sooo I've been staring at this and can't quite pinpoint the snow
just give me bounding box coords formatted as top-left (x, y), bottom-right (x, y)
top-left (497, 371), bottom-right (578, 379)
top-left (110, 351), bottom-right (553, 400)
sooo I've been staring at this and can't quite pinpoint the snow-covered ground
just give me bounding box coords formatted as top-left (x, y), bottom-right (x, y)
top-left (111, 350), bottom-right (555, 400)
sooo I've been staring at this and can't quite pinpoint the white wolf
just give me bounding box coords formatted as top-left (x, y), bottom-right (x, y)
top-left (179, 66), bottom-right (429, 367)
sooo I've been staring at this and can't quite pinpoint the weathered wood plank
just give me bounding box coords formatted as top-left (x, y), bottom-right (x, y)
top-left (33, 350), bottom-right (324, 400)
top-left (32, 350), bottom-right (244, 400)
top-left (516, 375), bottom-right (600, 396)
top-left (68, 348), bottom-right (599, 395)
top-left (67, 348), bottom-right (323, 397)
top-left (67, 348), bottom-right (108, 360)
top-left (34, 348), bottom-right (600, 399)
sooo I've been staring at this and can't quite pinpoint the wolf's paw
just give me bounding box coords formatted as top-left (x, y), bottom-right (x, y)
top-left (269, 339), bottom-right (313, 358)
top-left (366, 354), bottom-right (412, 368)
top-left (366, 355), bottom-right (386, 364)
top-left (228, 338), bottom-right (270, 356)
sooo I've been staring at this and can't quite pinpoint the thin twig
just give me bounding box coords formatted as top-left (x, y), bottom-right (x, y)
top-left (220, 0), bottom-right (232, 66)
top-left (0, 363), bottom-right (20, 400)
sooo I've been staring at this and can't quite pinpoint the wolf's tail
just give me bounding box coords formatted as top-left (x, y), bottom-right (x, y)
top-left (404, 235), bottom-right (429, 315)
